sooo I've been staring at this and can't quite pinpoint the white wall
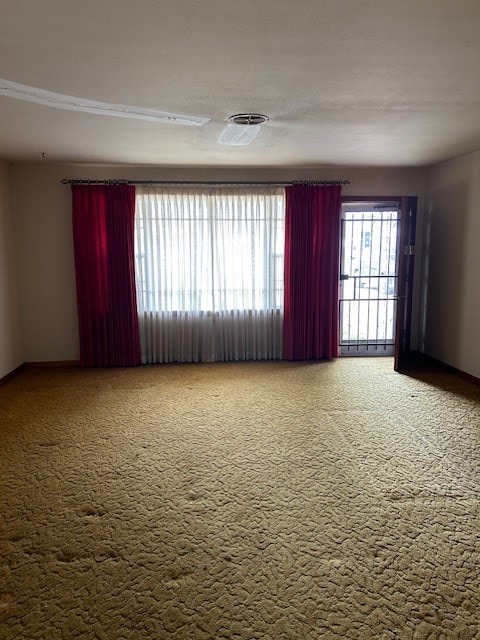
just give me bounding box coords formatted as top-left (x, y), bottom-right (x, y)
top-left (0, 161), bottom-right (24, 377)
top-left (10, 163), bottom-right (426, 362)
top-left (420, 149), bottom-right (480, 378)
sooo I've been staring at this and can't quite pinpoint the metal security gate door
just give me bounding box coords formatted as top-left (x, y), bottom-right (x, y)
top-left (339, 202), bottom-right (400, 356)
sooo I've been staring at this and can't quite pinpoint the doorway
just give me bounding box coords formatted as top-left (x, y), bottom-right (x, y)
top-left (339, 201), bottom-right (400, 356)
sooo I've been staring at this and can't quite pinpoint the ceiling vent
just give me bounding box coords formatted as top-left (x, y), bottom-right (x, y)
top-left (228, 113), bottom-right (270, 125)
top-left (218, 113), bottom-right (270, 146)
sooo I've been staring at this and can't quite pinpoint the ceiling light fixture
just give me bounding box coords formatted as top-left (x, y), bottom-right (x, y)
top-left (0, 78), bottom-right (209, 126)
top-left (218, 113), bottom-right (270, 146)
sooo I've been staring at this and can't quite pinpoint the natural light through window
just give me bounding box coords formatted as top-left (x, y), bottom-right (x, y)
top-left (134, 187), bottom-right (285, 313)
top-left (133, 187), bottom-right (285, 363)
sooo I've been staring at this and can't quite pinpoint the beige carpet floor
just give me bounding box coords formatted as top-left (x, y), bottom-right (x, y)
top-left (0, 358), bottom-right (479, 640)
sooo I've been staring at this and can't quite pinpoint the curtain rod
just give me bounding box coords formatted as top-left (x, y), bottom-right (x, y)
top-left (60, 179), bottom-right (350, 186)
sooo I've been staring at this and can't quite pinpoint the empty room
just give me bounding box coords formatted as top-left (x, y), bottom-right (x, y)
top-left (1, 1), bottom-right (479, 639)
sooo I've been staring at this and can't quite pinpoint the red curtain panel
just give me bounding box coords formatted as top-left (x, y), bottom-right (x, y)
top-left (283, 185), bottom-right (342, 360)
top-left (72, 184), bottom-right (141, 367)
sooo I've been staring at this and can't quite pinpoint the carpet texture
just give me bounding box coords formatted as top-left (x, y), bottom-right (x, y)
top-left (0, 358), bottom-right (479, 639)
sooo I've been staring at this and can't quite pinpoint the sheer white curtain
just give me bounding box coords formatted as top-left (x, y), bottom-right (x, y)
top-left (135, 186), bottom-right (285, 363)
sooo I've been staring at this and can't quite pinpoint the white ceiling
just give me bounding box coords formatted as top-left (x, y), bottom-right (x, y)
top-left (1, 0), bottom-right (480, 167)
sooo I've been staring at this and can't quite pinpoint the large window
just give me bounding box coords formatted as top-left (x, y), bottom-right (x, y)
top-left (134, 186), bottom-right (285, 363)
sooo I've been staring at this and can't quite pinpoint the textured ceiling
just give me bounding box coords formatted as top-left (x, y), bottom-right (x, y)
top-left (1, 0), bottom-right (480, 167)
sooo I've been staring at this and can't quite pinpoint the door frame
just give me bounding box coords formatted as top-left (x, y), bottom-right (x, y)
top-left (340, 196), bottom-right (417, 370)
